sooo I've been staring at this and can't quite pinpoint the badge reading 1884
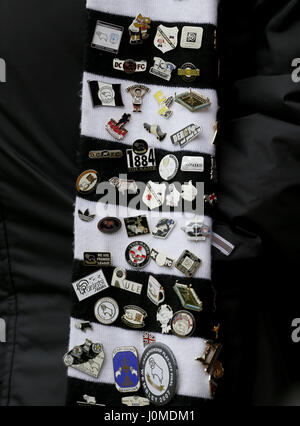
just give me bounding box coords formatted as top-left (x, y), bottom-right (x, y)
top-left (126, 140), bottom-right (156, 172)
top-left (141, 343), bottom-right (177, 406)
top-left (112, 346), bottom-right (140, 393)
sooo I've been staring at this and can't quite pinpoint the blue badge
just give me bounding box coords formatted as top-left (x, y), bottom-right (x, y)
top-left (112, 346), bottom-right (140, 392)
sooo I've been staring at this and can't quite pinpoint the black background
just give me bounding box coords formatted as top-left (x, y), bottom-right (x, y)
top-left (0, 0), bottom-right (300, 406)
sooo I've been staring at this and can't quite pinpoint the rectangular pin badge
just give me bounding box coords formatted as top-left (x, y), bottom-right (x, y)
top-left (91, 21), bottom-right (124, 54)
top-left (72, 269), bottom-right (109, 302)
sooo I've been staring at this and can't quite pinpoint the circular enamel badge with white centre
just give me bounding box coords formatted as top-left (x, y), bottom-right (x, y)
top-left (171, 310), bottom-right (195, 337)
top-left (76, 170), bottom-right (99, 194)
top-left (94, 297), bottom-right (119, 325)
top-left (125, 241), bottom-right (151, 268)
top-left (159, 154), bottom-right (179, 181)
top-left (141, 343), bottom-right (177, 406)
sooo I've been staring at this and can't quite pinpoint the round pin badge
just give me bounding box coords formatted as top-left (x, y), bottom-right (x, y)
top-left (98, 217), bottom-right (122, 234)
top-left (171, 310), bottom-right (195, 337)
top-left (178, 62), bottom-right (200, 82)
top-left (141, 342), bottom-right (177, 406)
top-left (76, 170), bottom-right (99, 194)
top-left (94, 297), bottom-right (119, 325)
top-left (125, 241), bottom-right (151, 268)
top-left (133, 139), bottom-right (148, 155)
top-left (159, 155), bottom-right (179, 181)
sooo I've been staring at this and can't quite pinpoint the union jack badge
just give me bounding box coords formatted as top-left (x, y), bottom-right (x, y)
top-left (143, 332), bottom-right (156, 347)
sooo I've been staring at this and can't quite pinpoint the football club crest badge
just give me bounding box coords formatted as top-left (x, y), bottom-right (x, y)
top-left (180, 26), bottom-right (203, 49)
top-left (105, 113), bottom-right (131, 140)
top-left (149, 57), bottom-right (176, 81)
top-left (154, 25), bottom-right (179, 53)
top-left (88, 81), bottom-right (124, 107)
top-left (112, 346), bottom-right (140, 392)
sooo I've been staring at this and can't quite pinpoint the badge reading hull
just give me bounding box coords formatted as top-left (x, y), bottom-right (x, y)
top-left (141, 343), bottom-right (177, 406)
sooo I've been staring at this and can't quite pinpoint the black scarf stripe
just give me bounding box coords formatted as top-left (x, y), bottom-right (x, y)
top-left (71, 262), bottom-right (217, 339)
top-left (86, 9), bottom-right (218, 90)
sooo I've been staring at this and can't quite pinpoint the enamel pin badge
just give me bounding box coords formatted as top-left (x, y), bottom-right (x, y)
top-left (125, 241), bottom-right (151, 268)
top-left (151, 249), bottom-right (174, 268)
top-left (109, 177), bottom-right (138, 194)
top-left (124, 215), bottom-right (150, 237)
top-left (126, 141), bottom-right (156, 172)
top-left (152, 218), bottom-right (176, 239)
top-left (175, 250), bottom-right (201, 277)
top-left (175, 89), bottom-right (211, 112)
top-left (78, 209), bottom-right (95, 222)
top-left (122, 396), bottom-right (150, 406)
top-left (105, 113), bottom-right (131, 140)
top-left (144, 123), bottom-right (166, 141)
top-left (147, 275), bottom-right (165, 306)
top-left (171, 124), bottom-right (202, 148)
top-left (113, 58), bottom-right (147, 74)
top-left (129, 14), bottom-right (151, 45)
top-left (112, 346), bottom-right (140, 392)
top-left (89, 150), bottom-right (123, 159)
top-left (178, 63), bottom-right (200, 82)
top-left (149, 57), bottom-right (176, 81)
top-left (154, 25), bottom-right (179, 53)
top-left (88, 81), bottom-right (124, 107)
top-left (142, 181), bottom-right (167, 210)
top-left (126, 84), bottom-right (150, 113)
top-left (180, 26), bottom-right (203, 49)
top-left (171, 310), bottom-right (195, 337)
top-left (143, 332), bottom-right (156, 347)
top-left (173, 281), bottom-right (203, 312)
top-left (181, 220), bottom-right (210, 241)
top-left (72, 269), bottom-right (109, 302)
top-left (122, 306), bottom-right (147, 329)
top-left (91, 21), bottom-right (124, 54)
top-left (84, 252), bottom-right (111, 267)
top-left (76, 170), bottom-right (99, 194)
top-left (94, 297), bottom-right (119, 325)
top-left (181, 180), bottom-right (198, 202)
top-left (181, 156), bottom-right (204, 172)
top-left (157, 304), bottom-right (173, 334)
top-left (159, 154), bottom-right (179, 181)
top-left (63, 339), bottom-right (105, 378)
top-left (111, 267), bottom-right (143, 295)
top-left (140, 343), bottom-right (177, 406)
top-left (154, 90), bottom-right (174, 119)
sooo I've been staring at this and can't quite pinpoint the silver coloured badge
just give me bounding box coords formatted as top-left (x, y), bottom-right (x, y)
top-left (171, 124), bottom-right (202, 148)
top-left (152, 218), bottom-right (176, 239)
top-left (166, 184), bottom-right (181, 207)
top-left (159, 154), bottom-right (179, 181)
top-left (129, 14), bottom-right (151, 45)
top-left (78, 209), bottom-right (95, 222)
top-left (94, 297), bottom-right (119, 325)
top-left (180, 26), bottom-right (203, 49)
top-left (173, 281), bottom-right (203, 312)
top-left (171, 310), bottom-right (195, 337)
top-left (142, 181), bottom-right (166, 210)
top-left (109, 177), bottom-right (138, 194)
top-left (181, 220), bottom-right (210, 241)
top-left (75, 322), bottom-right (93, 332)
top-left (151, 248), bottom-right (174, 268)
top-left (181, 180), bottom-right (198, 202)
top-left (125, 241), bottom-right (151, 269)
top-left (147, 275), bottom-right (165, 306)
top-left (149, 57), bottom-right (176, 81)
top-left (88, 81), bottom-right (124, 107)
top-left (72, 269), bottom-right (109, 302)
top-left (156, 304), bottom-right (173, 334)
top-left (91, 21), bottom-right (124, 54)
top-left (89, 150), bottom-right (123, 159)
top-left (175, 250), bottom-right (201, 277)
top-left (77, 395), bottom-right (105, 406)
top-left (126, 84), bottom-right (150, 113)
top-left (154, 90), bottom-right (174, 119)
top-left (181, 156), bottom-right (204, 172)
top-left (122, 306), bottom-right (147, 329)
top-left (63, 339), bottom-right (105, 378)
top-left (111, 267), bottom-right (143, 295)
top-left (113, 58), bottom-right (147, 74)
top-left (112, 346), bottom-right (140, 393)
top-left (144, 123), bottom-right (166, 141)
top-left (122, 396), bottom-right (150, 406)
top-left (154, 25), bottom-right (179, 53)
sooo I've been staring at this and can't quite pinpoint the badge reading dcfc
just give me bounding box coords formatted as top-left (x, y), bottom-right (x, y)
top-left (149, 57), bottom-right (176, 81)
top-left (124, 215), bottom-right (150, 237)
top-left (154, 25), bottom-right (179, 53)
top-left (94, 297), bottom-right (119, 325)
top-left (125, 241), bottom-right (151, 268)
top-left (105, 113), bottom-right (131, 140)
top-left (72, 269), bottom-right (109, 302)
top-left (141, 343), bottom-right (177, 406)
top-left (180, 26), bottom-right (203, 50)
top-left (126, 145), bottom-right (156, 172)
top-left (112, 346), bottom-right (140, 393)
top-left (91, 21), bottom-right (124, 54)
top-left (113, 58), bottom-right (147, 74)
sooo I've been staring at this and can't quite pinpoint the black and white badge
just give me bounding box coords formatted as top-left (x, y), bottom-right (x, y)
top-left (91, 21), bottom-right (124, 54)
top-left (171, 124), bottom-right (202, 148)
top-left (149, 57), bottom-right (176, 81)
top-left (180, 26), bottom-right (203, 49)
top-left (125, 241), bottom-right (151, 268)
top-left (88, 81), bottom-right (124, 107)
top-left (126, 145), bottom-right (156, 172)
top-left (159, 154), bottom-right (179, 181)
top-left (154, 25), bottom-right (179, 53)
top-left (175, 250), bottom-right (201, 277)
top-left (140, 343), bottom-right (177, 406)
top-left (94, 297), bottom-right (119, 325)
top-left (124, 215), bottom-right (150, 237)
top-left (152, 218), bottom-right (176, 239)
top-left (72, 269), bottom-right (109, 302)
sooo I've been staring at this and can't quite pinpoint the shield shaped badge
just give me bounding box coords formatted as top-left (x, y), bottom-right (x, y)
top-left (154, 25), bottom-right (179, 53)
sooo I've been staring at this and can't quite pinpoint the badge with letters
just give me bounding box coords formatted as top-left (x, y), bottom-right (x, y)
top-left (84, 252), bottom-right (111, 267)
top-left (91, 21), bottom-right (124, 54)
top-left (180, 26), bottom-right (203, 49)
top-left (122, 396), bottom-right (150, 406)
top-left (124, 215), bottom-right (150, 237)
top-left (72, 269), bottom-right (109, 302)
top-left (154, 90), bottom-right (174, 119)
top-left (125, 241), bottom-right (151, 268)
top-left (151, 248), bottom-right (174, 268)
top-left (171, 310), bottom-right (195, 337)
top-left (126, 143), bottom-right (156, 172)
top-left (154, 25), bottom-right (179, 53)
top-left (171, 124), bottom-right (202, 147)
top-left (89, 150), bottom-right (123, 159)
top-left (94, 297), bottom-right (119, 325)
top-left (111, 267), bottom-right (143, 295)
top-left (140, 343), bottom-right (177, 406)
top-left (112, 346), bottom-right (140, 393)
top-left (122, 306), bottom-right (147, 329)
top-left (175, 250), bottom-right (201, 277)
top-left (149, 57), bottom-right (176, 81)
top-left (63, 339), bottom-right (105, 378)
top-left (181, 156), bottom-right (204, 172)
top-left (113, 58), bottom-right (147, 74)
top-left (105, 113), bottom-right (131, 140)
top-left (152, 218), bottom-right (176, 239)
top-left (178, 63), bottom-right (200, 82)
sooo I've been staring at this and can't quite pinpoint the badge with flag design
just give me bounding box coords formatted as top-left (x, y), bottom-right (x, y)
top-left (143, 332), bottom-right (156, 347)
top-left (88, 81), bottom-right (124, 107)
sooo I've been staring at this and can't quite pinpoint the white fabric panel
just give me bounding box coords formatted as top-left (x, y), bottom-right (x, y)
top-left (68, 317), bottom-right (211, 399)
top-left (81, 72), bottom-right (217, 156)
top-left (75, 196), bottom-right (212, 280)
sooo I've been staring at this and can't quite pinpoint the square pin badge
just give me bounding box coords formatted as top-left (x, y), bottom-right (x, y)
top-left (91, 21), bottom-right (124, 54)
